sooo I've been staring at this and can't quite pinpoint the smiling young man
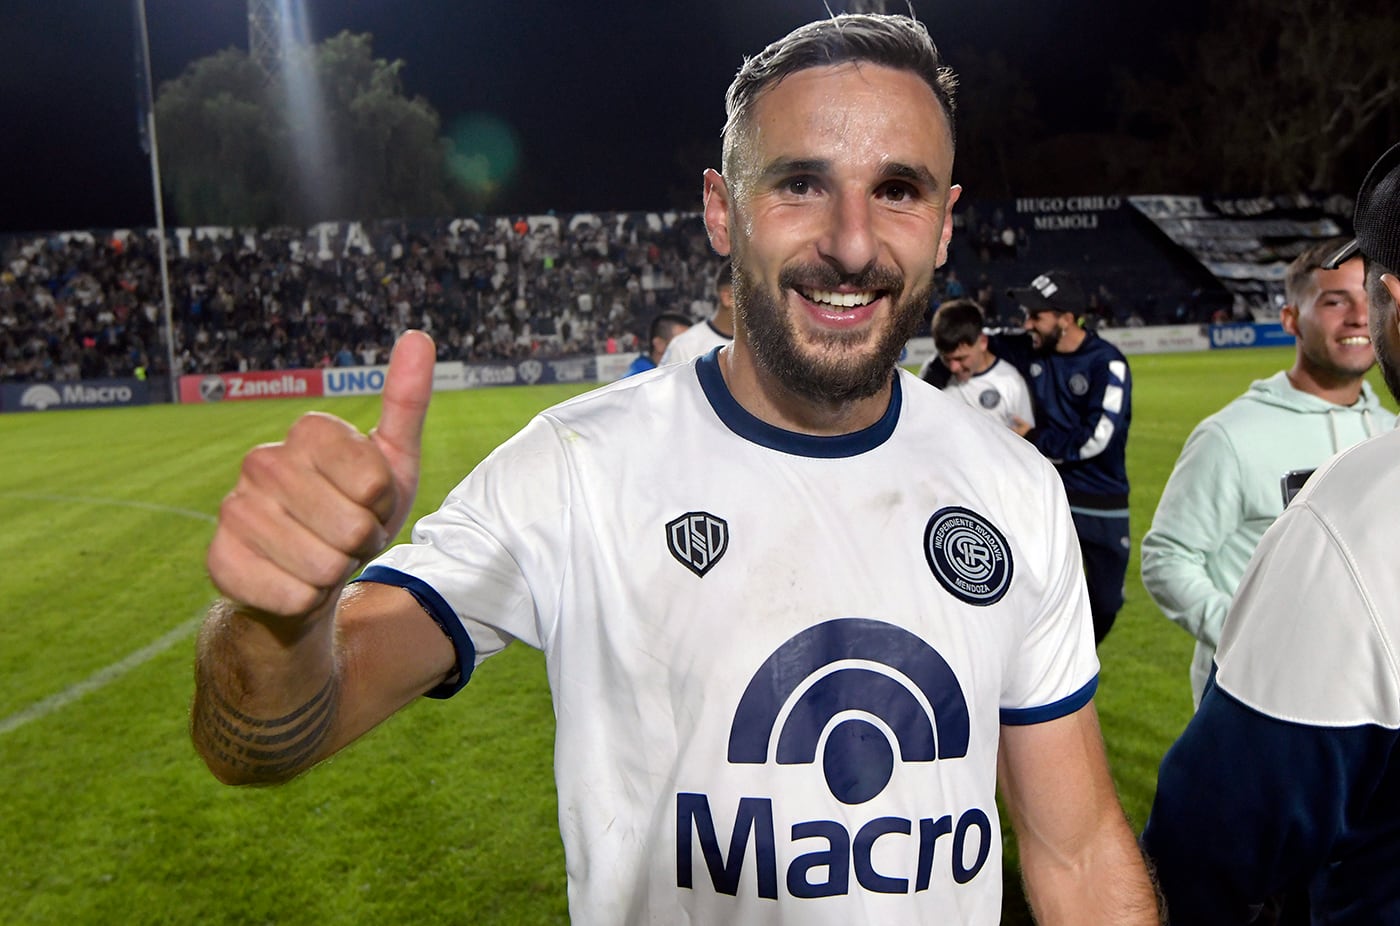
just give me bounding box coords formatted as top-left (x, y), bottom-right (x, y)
top-left (1141, 238), bottom-right (1392, 707)
top-left (191, 14), bottom-right (1156, 924)
top-left (1143, 140), bottom-right (1400, 925)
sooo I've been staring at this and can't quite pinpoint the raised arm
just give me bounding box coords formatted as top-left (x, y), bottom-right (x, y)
top-left (998, 704), bottom-right (1162, 924)
top-left (191, 331), bottom-right (456, 784)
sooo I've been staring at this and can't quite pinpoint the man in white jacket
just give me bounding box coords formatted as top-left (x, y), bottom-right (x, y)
top-left (1143, 138), bottom-right (1400, 926)
top-left (1141, 236), bottom-right (1394, 707)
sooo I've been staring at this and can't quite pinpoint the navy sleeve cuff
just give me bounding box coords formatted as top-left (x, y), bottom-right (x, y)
top-left (1000, 675), bottom-right (1097, 726)
top-left (355, 565), bottom-right (476, 699)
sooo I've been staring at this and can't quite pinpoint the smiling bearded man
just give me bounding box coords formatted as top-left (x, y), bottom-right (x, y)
top-left (191, 14), bottom-right (1158, 925)
top-left (735, 256), bottom-right (924, 403)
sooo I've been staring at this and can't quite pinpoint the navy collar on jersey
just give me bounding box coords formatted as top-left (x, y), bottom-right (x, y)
top-left (695, 347), bottom-right (900, 458)
top-left (704, 319), bottom-right (734, 340)
top-left (969, 357), bottom-right (1003, 380)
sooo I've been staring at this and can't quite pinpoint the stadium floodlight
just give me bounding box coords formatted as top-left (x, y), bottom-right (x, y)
top-left (134, 0), bottom-right (179, 403)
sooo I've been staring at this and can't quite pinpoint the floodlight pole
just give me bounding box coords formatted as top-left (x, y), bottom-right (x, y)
top-left (136, 0), bottom-right (180, 404)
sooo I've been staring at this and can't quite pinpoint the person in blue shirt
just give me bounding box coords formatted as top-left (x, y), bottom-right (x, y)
top-left (622, 311), bottom-right (692, 378)
top-left (998, 270), bottom-right (1133, 644)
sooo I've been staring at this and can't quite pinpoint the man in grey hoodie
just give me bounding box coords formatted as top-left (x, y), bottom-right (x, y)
top-left (1141, 236), bottom-right (1394, 707)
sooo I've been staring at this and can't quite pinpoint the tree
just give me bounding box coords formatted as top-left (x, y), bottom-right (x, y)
top-left (1118, 0), bottom-right (1400, 194)
top-left (943, 49), bottom-right (1043, 198)
top-left (152, 49), bottom-right (281, 226)
top-left (155, 32), bottom-right (465, 226)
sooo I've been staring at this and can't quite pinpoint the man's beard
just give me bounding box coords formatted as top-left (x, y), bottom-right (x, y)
top-left (1032, 325), bottom-right (1062, 355)
top-left (733, 259), bottom-right (930, 405)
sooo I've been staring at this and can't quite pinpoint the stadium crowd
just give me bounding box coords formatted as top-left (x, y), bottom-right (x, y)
top-left (0, 205), bottom-right (1178, 385)
top-left (0, 214), bottom-right (711, 382)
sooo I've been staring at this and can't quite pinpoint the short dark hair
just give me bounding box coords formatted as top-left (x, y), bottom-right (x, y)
top-left (649, 311), bottom-right (692, 344)
top-left (721, 14), bottom-right (957, 179)
top-left (931, 299), bottom-right (986, 354)
top-left (1285, 236), bottom-right (1354, 305)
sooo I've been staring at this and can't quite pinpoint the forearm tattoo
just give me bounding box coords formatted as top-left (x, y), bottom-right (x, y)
top-left (194, 673), bottom-right (338, 782)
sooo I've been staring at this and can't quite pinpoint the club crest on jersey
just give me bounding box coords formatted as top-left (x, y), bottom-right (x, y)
top-left (924, 507), bottom-right (1013, 606)
top-left (977, 389), bottom-right (1001, 409)
top-left (1068, 373), bottom-right (1090, 396)
top-left (667, 511), bottom-right (729, 577)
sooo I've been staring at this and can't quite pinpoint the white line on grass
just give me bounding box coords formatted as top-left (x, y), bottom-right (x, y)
top-left (0, 617), bottom-right (202, 736)
top-left (0, 491), bottom-right (218, 524)
top-left (0, 491), bottom-right (217, 736)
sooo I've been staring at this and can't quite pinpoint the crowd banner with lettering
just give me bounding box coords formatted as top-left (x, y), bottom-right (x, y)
top-left (597, 354), bottom-right (637, 382)
top-left (462, 356), bottom-right (596, 389)
top-left (1098, 325), bottom-right (1209, 354)
top-left (321, 362), bottom-right (470, 395)
top-left (1, 378), bottom-right (150, 413)
top-left (432, 361), bottom-right (467, 392)
top-left (176, 360), bottom-right (606, 404)
top-left (178, 369), bottom-right (325, 403)
top-left (323, 365), bottom-right (389, 397)
top-left (1207, 322), bottom-right (1296, 350)
top-left (1129, 194), bottom-right (1349, 316)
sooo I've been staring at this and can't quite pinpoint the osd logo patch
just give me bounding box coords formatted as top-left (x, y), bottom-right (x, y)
top-left (924, 507), bottom-right (1013, 606)
top-left (666, 511), bottom-right (728, 577)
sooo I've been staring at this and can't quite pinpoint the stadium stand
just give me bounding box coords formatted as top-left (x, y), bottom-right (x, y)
top-left (0, 193), bottom-right (1346, 386)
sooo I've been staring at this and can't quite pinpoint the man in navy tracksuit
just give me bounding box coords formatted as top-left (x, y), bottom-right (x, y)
top-left (998, 270), bottom-right (1133, 644)
top-left (919, 270), bottom-right (1133, 643)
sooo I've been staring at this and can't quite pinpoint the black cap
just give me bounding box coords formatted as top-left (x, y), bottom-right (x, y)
top-left (1324, 142), bottom-right (1400, 271)
top-left (1007, 270), bottom-right (1084, 315)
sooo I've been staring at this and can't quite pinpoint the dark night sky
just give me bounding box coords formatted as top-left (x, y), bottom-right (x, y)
top-left (0, 0), bottom-right (1207, 235)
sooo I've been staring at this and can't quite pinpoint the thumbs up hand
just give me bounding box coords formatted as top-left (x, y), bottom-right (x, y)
top-left (206, 331), bottom-right (436, 623)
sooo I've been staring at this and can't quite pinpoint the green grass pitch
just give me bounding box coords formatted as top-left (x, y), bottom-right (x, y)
top-left (0, 349), bottom-right (1391, 923)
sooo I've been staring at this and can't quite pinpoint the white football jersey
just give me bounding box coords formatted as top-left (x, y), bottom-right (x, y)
top-left (659, 320), bottom-right (732, 366)
top-left (946, 358), bottom-right (1035, 429)
top-left (366, 354), bottom-right (1098, 924)
top-left (918, 356), bottom-right (1035, 430)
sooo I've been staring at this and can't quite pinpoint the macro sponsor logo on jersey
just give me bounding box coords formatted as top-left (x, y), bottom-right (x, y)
top-left (676, 618), bottom-right (991, 900)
